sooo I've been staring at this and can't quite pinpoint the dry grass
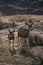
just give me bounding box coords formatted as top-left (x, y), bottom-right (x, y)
top-left (0, 15), bottom-right (43, 23)
top-left (0, 15), bottom-right (43, 65)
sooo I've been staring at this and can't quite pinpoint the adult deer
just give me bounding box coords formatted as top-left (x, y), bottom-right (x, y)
top-left (18, 20), bottom-right (33, 48)
top-left (18, 20), bottom-right (33, 50)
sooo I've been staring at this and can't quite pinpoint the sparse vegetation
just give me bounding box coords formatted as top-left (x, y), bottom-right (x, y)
top-left (0, 15), bottom-right (43, 65)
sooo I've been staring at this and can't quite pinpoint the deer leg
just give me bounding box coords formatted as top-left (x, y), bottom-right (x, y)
top-left (9, 40), bottom-right (10, 50)
top-left (18, 35), bottom-right (20, 42)
top-left (12, 40), bottom-right (14, 50)
top-left (18, 37), bottom-right (19, 45)
top-left (19, 37), bottom-right (23, 49)
top-left (18, 37), bottom-right (20, 48)
top-left (22, 38), bottom-right (25, 48)
top-left (26, 38), bottom-right (31, 53)
top-left (26, 38), bottom-right (29, 49)
top-left (22, 38), bottom-right (23, 48)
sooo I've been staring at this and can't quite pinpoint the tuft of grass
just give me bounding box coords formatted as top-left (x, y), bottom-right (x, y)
top-left (0, 47), bottom-right (9, 56)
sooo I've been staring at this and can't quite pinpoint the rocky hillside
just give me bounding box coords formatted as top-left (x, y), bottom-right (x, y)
top-left (0, 0), bottom-right (43, 15)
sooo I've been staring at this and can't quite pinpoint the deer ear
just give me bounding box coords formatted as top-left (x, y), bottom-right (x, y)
top-left (25, 22), bottom-right (27, 25)
top-left (8, 29), bottom-right (10, 32)
top-left (13, 29), bottom-right (15, 32)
